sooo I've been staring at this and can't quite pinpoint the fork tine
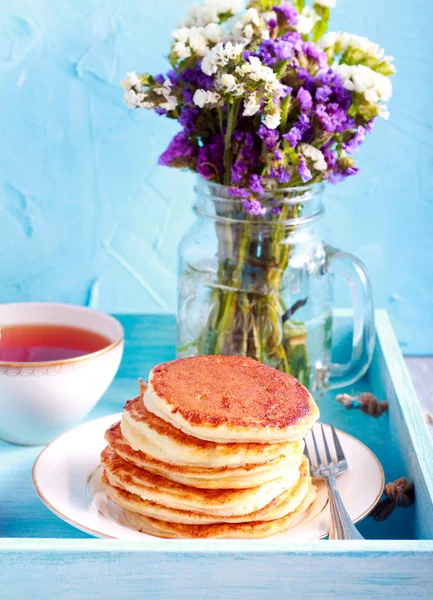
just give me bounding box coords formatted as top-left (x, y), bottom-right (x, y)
top-left (303, 440), bottom-right (312, 466)
top-left (304, 442), bottom-right (313, 468)
top-left (330, 423), bottom-right (346, 462)
top-left (311, 427), bottom-right (322, 466)
top-left (321, 424), bottom-right (333, 465)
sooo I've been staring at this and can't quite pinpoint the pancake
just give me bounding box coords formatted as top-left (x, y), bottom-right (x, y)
top-left (144, 355), bottom-right (319, 443)
top-left (105, 422), bottom-right (303, 489)
top-left (102, 456), bottom-right (311, 525)
top-left (101, 446), bottom-right (301, 517)
top-left (121, 394), bottom-right (303, 468)
top-left (124, 484), bottom-right (317, 539)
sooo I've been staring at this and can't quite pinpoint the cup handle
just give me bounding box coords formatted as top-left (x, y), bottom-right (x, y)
top-left (324, 244), bottom-right (375, 391)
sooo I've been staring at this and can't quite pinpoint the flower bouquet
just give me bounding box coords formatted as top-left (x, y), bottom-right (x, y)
top-left (122, 0), bottom-right (394, 383)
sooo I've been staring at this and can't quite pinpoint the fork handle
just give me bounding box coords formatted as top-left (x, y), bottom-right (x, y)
top-left (326, 475), bottom-right (364, 540)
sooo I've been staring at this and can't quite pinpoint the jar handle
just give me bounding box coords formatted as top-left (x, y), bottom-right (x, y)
top-left (324, 244), bottom-right (375, 391)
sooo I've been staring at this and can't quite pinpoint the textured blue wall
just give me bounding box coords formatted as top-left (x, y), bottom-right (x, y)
top-left (0, 1), bottom-right (431, 353)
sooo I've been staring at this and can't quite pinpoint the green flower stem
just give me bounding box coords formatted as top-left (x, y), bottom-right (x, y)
top-left (280, 95), bottom-right (292, 133)
top-left (217, 106), bottom-right (224, 134)
top-left (223, 100), bottom-right (241, 185)
top-left (196, 198), bottom-right (310, 383)
top-left (273, 60), bottom-right (288, 79)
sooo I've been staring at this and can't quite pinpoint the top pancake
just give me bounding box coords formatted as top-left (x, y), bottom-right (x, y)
top-left (144, 355), bottom-right (319, 443)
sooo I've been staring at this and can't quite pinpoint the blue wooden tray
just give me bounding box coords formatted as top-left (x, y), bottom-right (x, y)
top-left (1, 310), bottom-right (433, 599)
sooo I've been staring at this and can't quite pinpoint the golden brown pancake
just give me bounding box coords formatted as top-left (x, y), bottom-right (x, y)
top-left (101, 457), bottom-right (311, 524)
top-left (105, 423), bottom-right (303, 489)
top-left (123, 484), bottom-right (317, 539)
top-left (101, 446), bottom-right (302, 517)
top-left (144, 355), bottom-right (319, 443)
top-left (122, 395), bottom-right (303, 468)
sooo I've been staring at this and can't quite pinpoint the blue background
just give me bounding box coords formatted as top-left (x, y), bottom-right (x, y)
top-left (0, 0), bottom-right (431, 353)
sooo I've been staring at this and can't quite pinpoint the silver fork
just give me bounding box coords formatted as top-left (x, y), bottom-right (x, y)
top-left (305, 423), bottom-right (364, 540)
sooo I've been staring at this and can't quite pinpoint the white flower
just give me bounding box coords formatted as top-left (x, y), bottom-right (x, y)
top-left (300, 144), bottom-right (327, 171)
top-left (180, 0), bottom-right (244, 27)
top-left (152, 80), bottom-right (178, 111)
top-left (124, 89), bottom-right (151, 109)
top-left (193, 88), bottom-right (221, 107)
top-left (173, 41), bottom-right (192, 59)
top-left (340, 33), bottom-right (383, 57)
top-left (243, 93), bottom-right (261, 116)
top-left (172, 24), bottom-right (225, 61)
top-left (321, 32), bottom-right (396, 72)
top-left (188, 28), bottom-right (210, 56)
top-left (160, 96), bottom-right (178, 111)
top-left (263, 111), bottom-right (281, 129)
top-left (336, 64), bottom-right (392, 103)
top-left (218, 73), bottom-right (245, 95)
top-left (231, 8), bottom-right (269, 42)
top-left (171, 27), bottom-right (190, 43)
top-left (201, 41), bottom-right (244, 75)
top-left (319, 31), bottom-right (340, 49)
top-left (315, 0), bottom-right (337, 7)
top-left (204, 22), bottom-right (225, 44)
top-left (236, 56), bottom-right (280, 93)
top-left (121, 72), bottom-right (142, 92)
top-left (244, 7), bottom-right (260, 26)
top-left (296, 8), bottom-right (319, 35)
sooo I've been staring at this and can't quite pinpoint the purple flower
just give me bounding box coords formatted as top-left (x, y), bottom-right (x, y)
top-left (297, 68), bottom-right (316, 91)
top-left (272, 205), bottom-right (282, 215)
top-left (229, 131), bottom-right (261, 185)
top-left (231, 160), bottom-right (248, 183)
top-left (275, 40), bottom-right (294, 60)
top-left (284, 126), bottom-right (302, 147)
top-left (281, 31), bottom-right (303, 46)
top-left (301, 42), bottom-right (328, 69)
top-left (242, 198), bottom-right (267, 216)
top-left (298, 158), bottom-right (312, 183)
top-left (182, 88), bottom-right (194, 104)
top-left (158, 132), bottom-right (196, 167)
top-left (346, 166), bottom-right (359, 176)
top-left (316, 85), bottom-right (332, 103)
top-left (197, 149), bottom-right (215, 179)
top-left (274, 2), bottom-right (299, 26)
top-left (365, 119), bottom-right (375, 133)
top-left (229, 187), bottom-right (250, 198)
top-left (249, 174), bottom-right (264, 193)
top-left (154, 74), bottom-right (165, 84)
top-left (297, 87), bottom-right (313, 111)
top-left (179, 107), bottom-right (199, 133)
top-left (278, 166), bottom-right (291, 183)
top-left (166, 69), bottom-right (178, 85)
top-left (330, 162), bottom-right (360, 183)
top-left (283, 113), bottom-right (310, 147)
top-left (322, 145), bottom-right (337, 170)
top-left (197, 134), bottom-right (224, 180)
top-left (274, 150), bottom-right (283, 160)
top-left (315, 103), bottom-right (349, 134)
top-left (342, 126), bottom-right (366, 155)
top-left (197, 72), bottom-right (214, 90)
top-left (254, 39), bottom-right (277, 67)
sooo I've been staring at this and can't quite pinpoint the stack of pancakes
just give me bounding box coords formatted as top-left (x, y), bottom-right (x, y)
top-left (101, 355), bottom-right (319, 539)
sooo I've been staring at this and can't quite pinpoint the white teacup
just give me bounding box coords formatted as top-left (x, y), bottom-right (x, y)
top-left (0, 303), bottom-right (124, 446)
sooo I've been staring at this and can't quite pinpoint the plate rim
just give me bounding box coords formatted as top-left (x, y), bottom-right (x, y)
top-left (32, 415), bottom-right (385, 542)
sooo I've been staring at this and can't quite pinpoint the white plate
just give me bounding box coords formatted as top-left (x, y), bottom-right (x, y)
top-left (33, 414), bottom-right (384, 541)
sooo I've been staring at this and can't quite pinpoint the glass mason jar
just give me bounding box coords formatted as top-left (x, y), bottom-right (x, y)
top-left (178, 178), bottom-right (374, 395)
